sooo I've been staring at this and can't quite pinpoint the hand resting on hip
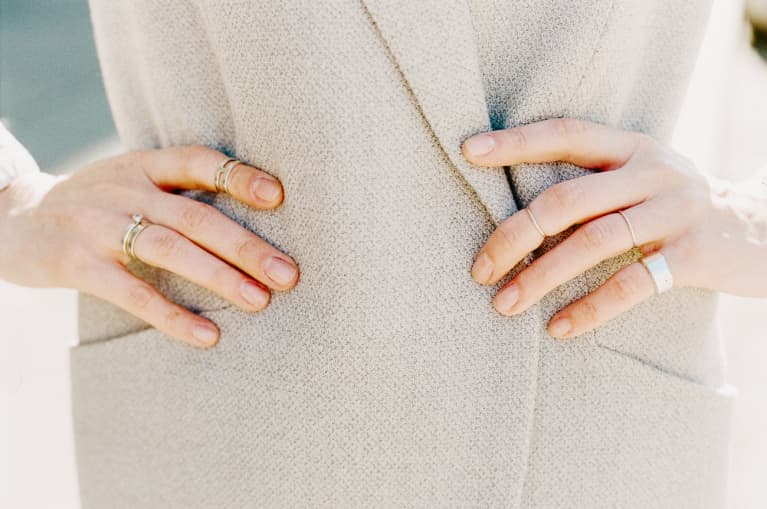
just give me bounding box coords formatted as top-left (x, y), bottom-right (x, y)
top-left (0, 145), bottom-right (300, 348)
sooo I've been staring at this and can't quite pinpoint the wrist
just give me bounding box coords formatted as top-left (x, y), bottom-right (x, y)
top-left (726, 167), bottom-right (767, 248)
top-left (0, 171), bottom-right (60, 229)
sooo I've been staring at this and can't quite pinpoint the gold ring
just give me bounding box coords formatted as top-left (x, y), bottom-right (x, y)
top-left (214, 157), bottom-right (243, 195)
top-left (122, 213), bottom-right (151, 261)
top-left (618, 209), bottom-right (639, 247)
top-left (525, 207), bottom-right (546, 238)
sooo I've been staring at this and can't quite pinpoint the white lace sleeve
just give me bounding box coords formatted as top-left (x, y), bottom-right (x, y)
top-left (0, 120), bottom-right (41, 191)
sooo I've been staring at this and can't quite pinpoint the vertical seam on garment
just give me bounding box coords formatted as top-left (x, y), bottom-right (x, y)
top-left (357, 3), bottom-right (542, 504)
top-left (515, 6), bottom-right (616, 501)
top-left (509, 293), bottom-right (546, 508)
top-left (356, 0), bottom-right (498, 228)
top-left (562, 0), bottom-right (617, 113)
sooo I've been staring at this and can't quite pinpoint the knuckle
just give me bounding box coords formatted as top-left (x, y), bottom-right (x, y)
top-left (610, 268), bottom-right (641, 302)
top-left (149, 228), bottom-right (183, 259)
top-left (127, 283), bottom-right (156, 310)
top-left (517, 263), bottom-right (545, 293)
top-left (556, 118), bottom-right (589, 140)
top-left (552, 118), bottom-right (602, 163)
top-left (58, 244), bottom-right (96, 286)
top-left (125, 149), bottom-right (150, 166)
top-left (496, 221), bottom-right (518, 250)
top-left (545, 180), bottom-right (584, 213)
top-left (235, 237), bottom-right (261, 261)
top-left (579, 219), bottom-right (613, 250)
top-left (500, 128), bottom-right (528, 152)
top-left (208, 263), bottom-right (236, 291)
top-left (178, 201), bottom-right (212, 230)
top-left (184, 144), bottom-right (213, 163)
top-left (670, 236), bottom-right (702, 275)
top-left (574, 298), bottom-right (600, 325)
top-left (181, 144), bottom-right (215, 177)
top-left (161, 308), bottom-right (187, 334)
top-left (676, 188), bottom-right (707, 218)
top-left (650, 151), bottom-right (691, 184)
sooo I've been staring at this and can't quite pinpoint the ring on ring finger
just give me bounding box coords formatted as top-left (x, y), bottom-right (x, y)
top-left (118, 214), bottom-right (273, 312)
top-left (122, 213), bottom-right (153, 261)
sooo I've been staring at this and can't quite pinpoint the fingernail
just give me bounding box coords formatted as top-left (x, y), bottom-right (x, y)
top-left (252, 176), bottom-right (281, 202)
top-left (493, 284), bottom-right (519, 314)
top-left (464, 134), bottom-right (495, 156)
top-left (192, 322), bottom-right (219, 346)
top-left (264, 257), bottom-right (298, 286)
top-left (472, 252), bottom-right (494, 283)
top-left (240, 280), bottom-right (270, 308)
top-left (549, 317), bottom-right (572, 338)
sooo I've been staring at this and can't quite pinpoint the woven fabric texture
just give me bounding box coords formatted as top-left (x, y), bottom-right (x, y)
top-left (70, 1), bottom-right (734, 507)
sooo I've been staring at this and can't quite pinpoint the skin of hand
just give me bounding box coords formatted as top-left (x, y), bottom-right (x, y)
top-left (0, 145), bottom-right (300, 348)
top-left (461, 118), bottom-right (767, 339)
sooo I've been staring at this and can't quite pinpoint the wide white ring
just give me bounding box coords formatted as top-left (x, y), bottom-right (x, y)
top-left (640, 251), bottom-right (673, 294)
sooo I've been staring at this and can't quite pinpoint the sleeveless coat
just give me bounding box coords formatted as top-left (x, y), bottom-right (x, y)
top-left (71, 1), bottom-right (734, 507)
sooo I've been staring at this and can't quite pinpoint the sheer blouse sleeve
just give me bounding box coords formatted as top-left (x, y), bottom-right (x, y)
top-left (0, 120), bottom-right (41, 192)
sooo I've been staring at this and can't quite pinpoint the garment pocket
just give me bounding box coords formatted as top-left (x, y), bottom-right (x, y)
top-left (68, 303), bottom-right (322, 508)
top-left (588, 280), bottom-right (727, 389)
top-left (522, 335), bottom-right (737, 508)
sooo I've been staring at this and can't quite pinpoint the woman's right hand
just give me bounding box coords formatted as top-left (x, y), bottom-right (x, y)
top-left (0, 145), bottom-right (300, 348)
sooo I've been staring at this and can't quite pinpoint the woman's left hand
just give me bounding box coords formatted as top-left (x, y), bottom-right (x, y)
top-left (461, 118), bottom-right (767, 339)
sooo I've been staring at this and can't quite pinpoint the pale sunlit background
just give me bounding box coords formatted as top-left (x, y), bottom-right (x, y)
top-left (1, 0), bottom-right (766, 507)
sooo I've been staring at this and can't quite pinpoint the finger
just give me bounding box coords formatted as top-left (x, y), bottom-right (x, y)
top-left (545, 243), bottom-right (686, 339)
top-left (521, 160), bottom-right (659, 240)
top-left (545, 260), bottom-right (658, 339)
top-left (470, 207), bottom-right (544, 284)
top-left (472, 168), bottom-right (657, 286)
top-left (149, 195), bottom-right (300, 291)
top-left (82, 261), bottom-right (221, 349)
top-left (138, 145), bottom-right (284, 209)
top-left (129, 222), bottom-right (272, 312)
top-left (491, 212), bottom-right (635, 316)
top-left (490, 196), bottom-right (689, 315)
top-left (461, 118), bottom-right (646, 170)
top-left (471, 155), bottom-right (688, 287)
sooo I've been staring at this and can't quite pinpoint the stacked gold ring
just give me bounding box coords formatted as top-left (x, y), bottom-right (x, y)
top-left (122, 213), bottom-right (151, 260)
top-left (214, 157), bottom-right (243, 195)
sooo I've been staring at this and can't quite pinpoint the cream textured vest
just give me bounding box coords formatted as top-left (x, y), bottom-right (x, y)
top-left (71, 1), bottom-right (734, 507)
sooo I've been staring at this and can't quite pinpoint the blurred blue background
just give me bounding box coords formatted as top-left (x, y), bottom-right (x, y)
top-left (2, 1), bottom-right (767, 508)
top-left (0, 0), bottom-right (116, 172)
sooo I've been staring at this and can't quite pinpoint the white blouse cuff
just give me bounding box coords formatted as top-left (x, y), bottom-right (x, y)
top-left (0, 120), bottom-right (41, 192)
